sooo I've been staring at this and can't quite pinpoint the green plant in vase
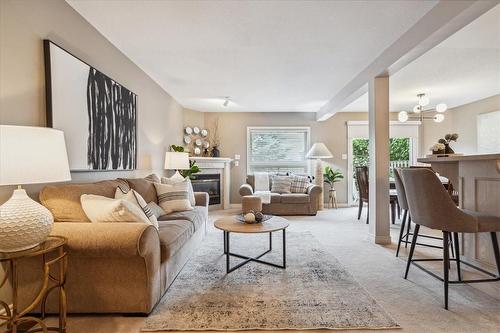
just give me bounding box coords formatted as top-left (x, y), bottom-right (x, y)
top-left (169, 145), bottom-right (200, 179)
top-left (323, 166), bottom-right (344, 190)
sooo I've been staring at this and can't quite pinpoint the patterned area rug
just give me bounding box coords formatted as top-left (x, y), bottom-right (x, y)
top-left (142, 231), bottom-right (399, 331)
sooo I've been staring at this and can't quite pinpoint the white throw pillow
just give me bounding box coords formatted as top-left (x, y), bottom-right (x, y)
top-left (80, 194), bottom-right (151, 225)
top-left (271, 175), bottom-right (292, 194)
top-left (115, 188), bottom-right (159, 229)
top-left (145, 201), bottom-right (166, 219)
top-left (154, 182), bottom-right (193, 214)
top-left (161, 176), bottom-right (196, 206)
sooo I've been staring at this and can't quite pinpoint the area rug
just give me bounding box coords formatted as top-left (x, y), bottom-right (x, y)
top-left (142, 231), bottom-right (399, 331)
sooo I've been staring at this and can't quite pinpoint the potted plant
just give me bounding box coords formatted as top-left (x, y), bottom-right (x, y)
top-left (438, 133), bottom-right (458, 154)
top-left (431, 143), bottom-right (446, 155)
top-left (170, 145), bottom-right (200, 179)
top-left (323, 166), bottom-right (344, 189)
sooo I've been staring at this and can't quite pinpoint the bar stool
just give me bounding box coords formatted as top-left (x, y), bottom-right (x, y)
top-left (394, 168), bottom-right (452, 257)
top-left (401, 168), bottom-right (500, 309)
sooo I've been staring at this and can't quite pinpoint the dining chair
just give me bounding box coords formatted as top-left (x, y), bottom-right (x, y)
top-left (401, 168), bottom-right (500, 309)
top-left (355, 166), bottom-right (398, 225)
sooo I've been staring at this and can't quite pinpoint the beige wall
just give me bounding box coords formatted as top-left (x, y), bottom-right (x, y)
top-left (202, 112), bottom-right (375, 204)
top-left (448, 94), bottom-right (500, 154)
top-left (183, 108), bottom-right (206, 130)
top-left (0, 0), bottom-right (184, 301)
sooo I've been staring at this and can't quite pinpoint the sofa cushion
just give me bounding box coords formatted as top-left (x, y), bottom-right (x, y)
top-left (270, 193), bottom-right (282, 203)
top-left (158, 206), bottom-right (207, 232)
top-left (40, 180), bottom-right (125, 222)
top-left (281, 193), bottom-right (310, 204)
top-left (121, 177), bottom-right (159, 204)
top-left (157, 219), bottom-right (194, 261)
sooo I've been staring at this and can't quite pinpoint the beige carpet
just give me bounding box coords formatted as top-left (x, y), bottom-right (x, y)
top-left (142, 231), bottom-right (399, 331)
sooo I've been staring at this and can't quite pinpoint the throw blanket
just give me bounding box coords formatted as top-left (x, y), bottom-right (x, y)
top-left (253, 172), bottom-right (271, 204)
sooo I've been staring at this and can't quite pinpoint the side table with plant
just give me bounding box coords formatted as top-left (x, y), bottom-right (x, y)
top-left (323, 166), bottom-right (344, 209)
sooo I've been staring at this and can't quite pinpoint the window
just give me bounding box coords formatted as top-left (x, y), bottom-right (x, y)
top-left (247, 127), bottom-right (310, 174)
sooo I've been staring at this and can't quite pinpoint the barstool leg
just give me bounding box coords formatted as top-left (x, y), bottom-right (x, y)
top-left (396, 210), bottom-right (408, 257)
top-left (404, 224), bottom-right (420, 279)
top-left (405, 215), bottom-right (412, 248)
top-left (357, 200), bottom-right (363, 220)
top-left (443, 231), bottom-right (450, 310)
top-left (453, 232), bottom-right (462, 281)
top-left (490, 232), bottom-right (500, 276)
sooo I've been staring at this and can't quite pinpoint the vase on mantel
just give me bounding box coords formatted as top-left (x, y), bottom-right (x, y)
top-left (211, 146), bottom-right (220, 157)
top-left (444, 143), bottom-right (455, 154)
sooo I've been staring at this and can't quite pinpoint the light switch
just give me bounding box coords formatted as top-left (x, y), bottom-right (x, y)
top-left (341, 154), bottom-right (347, 160)
top-left (234, 161), bottom-right (239, 167)
top-left (235, 154), bottom-right (241, 160)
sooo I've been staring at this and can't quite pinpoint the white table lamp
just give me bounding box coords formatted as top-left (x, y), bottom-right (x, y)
top-left (164, 152), bottom-right (189, 181)
top-left (306, 143), bottom-right (333, 210)
top-left (0, 125), bottom-right (71, 252)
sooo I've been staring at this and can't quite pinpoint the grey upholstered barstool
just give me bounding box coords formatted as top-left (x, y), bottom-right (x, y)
top-left (400, 168), bottom-right (500, 309)
top-left (394, 168), bottom-right (451, 257)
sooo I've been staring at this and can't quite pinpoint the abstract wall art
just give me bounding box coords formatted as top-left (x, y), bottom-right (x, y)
top-left (44, 40), bottom-right (137, 171)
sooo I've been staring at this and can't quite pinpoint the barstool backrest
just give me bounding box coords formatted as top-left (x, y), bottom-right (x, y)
top-left (393, 168), bottom-right (408, 210)
top-left (400, 168), bottom-right (477, 233)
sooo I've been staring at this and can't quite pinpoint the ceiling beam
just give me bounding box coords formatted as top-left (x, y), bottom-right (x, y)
top-left (316, 0), bottom-right (499, 121)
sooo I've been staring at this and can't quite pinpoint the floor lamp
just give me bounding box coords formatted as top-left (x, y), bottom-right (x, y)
top-left (306, 143), bottom-right (333, 210)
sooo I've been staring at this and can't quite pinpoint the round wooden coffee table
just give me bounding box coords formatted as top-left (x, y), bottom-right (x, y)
top-left (214, 216), bottom-right (289, 273)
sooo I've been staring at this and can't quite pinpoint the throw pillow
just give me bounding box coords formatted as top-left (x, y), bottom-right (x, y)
top-left (290, 175), bottom-right (310, 193)
top-left (154, 182), bottom-right (193, 214)
top-left (271, 175), bottom-right (292, 194)
top-left (80, 194), bottom-right (151, 225)
top-left (115, 187), bottom-right (159, 229)
top-left (146, 201), bottom-right (166, 219)
top-left (144, 174), bottom-right (161, 183)
top-left (161, 176), bottom-right (196, 207)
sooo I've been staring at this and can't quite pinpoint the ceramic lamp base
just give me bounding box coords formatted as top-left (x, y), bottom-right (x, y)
top-left (0, 189), bottom-right (53, 252)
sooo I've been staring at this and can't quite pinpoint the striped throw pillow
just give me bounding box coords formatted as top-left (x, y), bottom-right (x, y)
top-left (290, 175), bottom-right (310, 193)
top-left (161, 176), bottom-right (196, 206)
top-left (271, 175), bottom-right (292, 194)
top-left (115, 187), bottom-right (159, 229)
top-left (154, 182), bottom-right (193, 214)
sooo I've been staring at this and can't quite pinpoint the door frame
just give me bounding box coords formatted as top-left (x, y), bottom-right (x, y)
top-left (346, 121), bottom-right (421, 206)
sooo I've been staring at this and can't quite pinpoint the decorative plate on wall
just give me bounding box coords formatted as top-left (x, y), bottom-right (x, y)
top-left (201, 129), bottom-right (208, 137)
top-left (203, 141), bottom-right (210, 149)
top-left (194, 147), bottom-right (201, 155)
top-left (195, 139), bottom-right (202, 146)
top-left (183, 136), bottom-right (192, 144)
top-left (185, 127), bottom-right (193, 135)
top-left (193, 126), bottom-right (200, 135)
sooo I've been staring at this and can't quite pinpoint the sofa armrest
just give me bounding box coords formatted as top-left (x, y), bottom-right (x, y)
top-left (194, 192), bottom-right (209, 207)
top-left (239, 184), bottom-right (254, 196)
top-left (51, 222), bottom-right (159, 258)
top-left (306, 184), bottom-right (322, 198)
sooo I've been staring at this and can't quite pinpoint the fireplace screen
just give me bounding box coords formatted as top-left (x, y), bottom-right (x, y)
top-left (191, 174), bottom-right (221, 205)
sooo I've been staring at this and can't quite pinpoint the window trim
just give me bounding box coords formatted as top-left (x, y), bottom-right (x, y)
top-left (246, 126), bottom-right (311, 175)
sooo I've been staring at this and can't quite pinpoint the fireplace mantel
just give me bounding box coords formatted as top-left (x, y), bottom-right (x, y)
top-left (190, 157), bottom-right (233, 209)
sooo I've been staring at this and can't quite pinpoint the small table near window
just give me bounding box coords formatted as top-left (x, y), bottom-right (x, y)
top-left (214, 216), bottom-right (289, 273)
top-left (0, 236), bottom-right (68, 333)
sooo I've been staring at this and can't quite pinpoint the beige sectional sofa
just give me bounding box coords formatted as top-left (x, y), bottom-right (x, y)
top-left (16, 177), bottom-right (208, 314)
top-left (239, 175), bottom-right (321, 215)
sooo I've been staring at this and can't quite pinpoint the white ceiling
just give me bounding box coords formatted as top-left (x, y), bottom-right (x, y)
top-left (342, 4), bottom-right (500, 112)
top-left (67, 0), bottom-right (439, 112)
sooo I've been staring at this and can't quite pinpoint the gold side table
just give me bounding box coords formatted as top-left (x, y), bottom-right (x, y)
top-left (0, 235), bottom-right (67, 333)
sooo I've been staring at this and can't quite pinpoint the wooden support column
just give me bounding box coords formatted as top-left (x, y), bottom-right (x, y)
top-left (368, 76), bottom-right (391, 245)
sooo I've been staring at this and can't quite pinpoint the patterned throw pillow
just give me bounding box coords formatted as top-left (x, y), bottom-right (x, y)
top-left (144, 174), bottom-right (161, 183)
top-left (80, 194), bottom-right (151, 225)
top-left (290, 175), bottom-right (310, 193)
top-left (146, 201), bottom-right (166, 219)
top-left (154, 182), bottom-right (193, 214)
top-left (161, 176), bottom-right (196, 206)
top-left (271, 175), bottom-right (292, 194)
top-left (115, 187), bottom-right (159, 229)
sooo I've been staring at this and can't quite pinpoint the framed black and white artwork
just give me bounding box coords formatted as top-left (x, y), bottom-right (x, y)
top-left (44, 40), bottom-right (137, 171)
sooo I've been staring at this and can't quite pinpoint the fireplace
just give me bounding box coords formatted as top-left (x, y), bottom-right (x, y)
top-left (191, 173), bottom-right (221, 205)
